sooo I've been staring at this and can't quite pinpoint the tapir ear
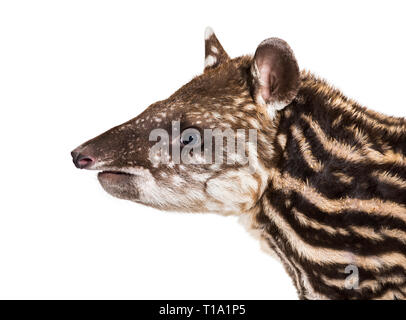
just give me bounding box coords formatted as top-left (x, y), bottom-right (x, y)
top-left (204, 27), bottom-right (230, 71)
top-left (251, 38), bottom-right (300, 117)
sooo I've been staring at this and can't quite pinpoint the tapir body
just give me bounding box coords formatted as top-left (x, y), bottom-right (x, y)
top-left (72, 28), bottom-right (406, 299)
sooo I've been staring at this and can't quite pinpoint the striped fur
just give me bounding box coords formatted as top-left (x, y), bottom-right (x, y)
top-left (251, 71), bottom-right (406, 299)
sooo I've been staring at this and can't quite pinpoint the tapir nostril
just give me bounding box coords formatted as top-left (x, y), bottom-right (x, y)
top-left (71, 151), bottom-right (95, 169)
top-left (78, 156), bottom-right (93, 168)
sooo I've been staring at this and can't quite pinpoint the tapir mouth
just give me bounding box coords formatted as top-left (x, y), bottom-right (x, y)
top-left (99, 170), bottom-right (133, 176)
top-left (97, 170), bottom-right (134, 182)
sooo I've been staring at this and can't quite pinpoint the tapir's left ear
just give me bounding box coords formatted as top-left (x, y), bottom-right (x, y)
top-left (251, 38), bottom-right (300, 117)
top-left (204, 27), bottom-right (230, 71)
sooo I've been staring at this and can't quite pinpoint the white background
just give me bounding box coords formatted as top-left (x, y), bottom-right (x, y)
top-left (0, 0), bottom-right (405, 299)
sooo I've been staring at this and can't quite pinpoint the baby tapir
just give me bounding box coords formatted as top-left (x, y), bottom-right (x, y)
top-left (72, 28), bottom-right (406, 300)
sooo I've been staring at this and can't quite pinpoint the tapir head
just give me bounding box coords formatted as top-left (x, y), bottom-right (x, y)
top-left (71, 28), bottom-right (300, 214)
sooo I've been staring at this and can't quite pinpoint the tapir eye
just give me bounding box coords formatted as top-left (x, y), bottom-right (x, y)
top-left (180, 128), bottom-right (201, 147)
